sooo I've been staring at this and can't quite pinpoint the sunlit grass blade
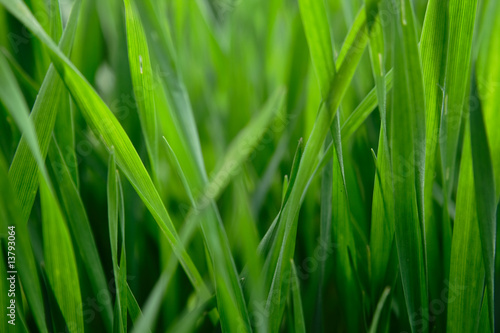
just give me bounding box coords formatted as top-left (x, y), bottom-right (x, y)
top-left (123, 0), bottom-right (158, 176)
top-left (439, 0), bottom-right (478, 230)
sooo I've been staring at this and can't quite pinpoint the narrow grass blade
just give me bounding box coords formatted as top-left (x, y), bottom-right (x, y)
top-left (368, 287), bottom-right (391, 333)
top-left (390, 1), bottom-right (428, 331)
top-left (447, 128), bottom-right (484, 332)
top-left (8, 0), bottom-right (80, 224)
top-left (290, 260), bottom-right (306, 333)
top-left (48, 137), bottom-right (113, 330)
top-left (40, 177), bottom-right (83, 332)
top-left (470, 69), bottom-right (496, 331)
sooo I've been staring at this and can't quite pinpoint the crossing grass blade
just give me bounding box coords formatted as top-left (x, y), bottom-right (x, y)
top-left (8, 0), bottom-right (80, 224)
top-left (290, 260), bottom-right (306, 333)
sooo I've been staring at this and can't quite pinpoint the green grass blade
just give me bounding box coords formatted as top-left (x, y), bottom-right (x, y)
top-left (390, 1), bottom-right (428, 331)
top-left (48, 137), bottom-right (113, 330)
top-left (40, 177), bottom-right (83, 332)
top-left (470, 69), bottom-right (496, 331)
top-left (290, 260), bottom-right (306, 333)
top-left (123, 0), bottom-right (158, 176)
top-left (440, 0), bottom-right (478, 225)
top-left (446, 127), bottom-right (484, 332)
top-left (368, 287), bottom-right (391, 333)
top-left (265, 6), bottom-right (369, 331)
top-left (8, 0), bottom-right (80, 224)
top-left (0, 150), bottom-right (48, 333)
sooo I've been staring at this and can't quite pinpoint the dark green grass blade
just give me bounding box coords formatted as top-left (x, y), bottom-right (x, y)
top-left (470, 69), bottom-right (496, 331)
top-left (48, 137), bottom-right (113, 330)
top-left (40, 177), bottom-right (83, 332)
top-left (390, 1), bottom-right (428, 331)
top-left (123, 0), bottom-right (158, 176)
top-left (0, 150), bottom-right (48, 333)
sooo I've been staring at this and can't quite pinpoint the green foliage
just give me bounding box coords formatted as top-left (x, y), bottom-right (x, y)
top-left (0, 0), bottom-right (498, 332)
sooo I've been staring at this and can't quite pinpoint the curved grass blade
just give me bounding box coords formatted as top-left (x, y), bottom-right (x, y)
top-left (390, 0), bottom-right (428, 331)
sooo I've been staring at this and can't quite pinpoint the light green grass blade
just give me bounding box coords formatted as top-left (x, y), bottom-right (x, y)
top-left (470, 69), bottom-right (496, 332)
top-left (477, 0), bottom-right (500, 201)
top-left (8, 0), bottom-right (80, 224)
top-left (123, 0), bottom-right (158, 176)
top-left (440, 0), bottom-right (478, 226)
top-left (447, 126), bottom-right (484, 332)
top-left (390, 1), bottom-right (428, 331)
top-left (40, 177), bottom-right (83, 333)
top-left (48, 137), bottom-right (113, 330)
top-left (0, 0), bottom-right (209, 301)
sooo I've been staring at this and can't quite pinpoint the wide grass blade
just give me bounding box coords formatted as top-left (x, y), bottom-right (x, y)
top-left (390, 1), bottom-right (428, 331)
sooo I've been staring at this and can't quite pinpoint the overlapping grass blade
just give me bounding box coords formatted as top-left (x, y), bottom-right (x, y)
top-left (8, 0), bottom-right (80, 224)
top-left (265, 6), bottom-right (369, 331)
top-left (0, 0), bottom-right (210, 302)
top-left (0, 150), bottom-right (48, 333)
